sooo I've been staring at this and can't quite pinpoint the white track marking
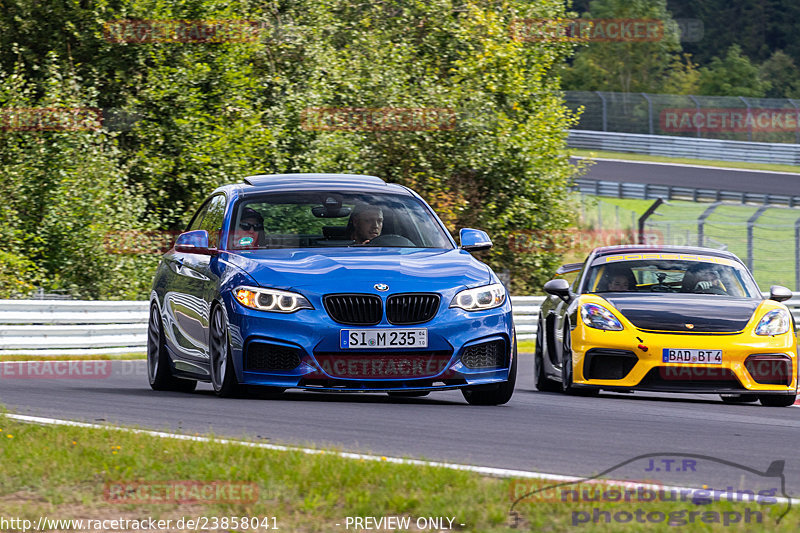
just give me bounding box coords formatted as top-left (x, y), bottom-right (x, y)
top-left (4, 412), bottom-right (797, 505)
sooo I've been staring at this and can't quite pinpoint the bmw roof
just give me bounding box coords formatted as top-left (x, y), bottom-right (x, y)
top-left (243, 173), bottom-right (386, 187)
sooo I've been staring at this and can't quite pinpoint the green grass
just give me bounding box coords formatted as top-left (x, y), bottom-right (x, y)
top-left (1, 413), bottom-right (798, 532)
top-left (571, 149), bottom-right (800, 174)
top-left (0, 353), bottom-right (145, 361)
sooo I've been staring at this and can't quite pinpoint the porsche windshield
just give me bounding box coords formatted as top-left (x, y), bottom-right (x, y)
top-left (228, 191), bottom-right (453, 250)
top-left (585, 254), bottom-right (761, 298)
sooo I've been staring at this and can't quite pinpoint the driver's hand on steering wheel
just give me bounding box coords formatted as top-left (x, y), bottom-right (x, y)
top-left (695, 281), bottom-right (713, 291)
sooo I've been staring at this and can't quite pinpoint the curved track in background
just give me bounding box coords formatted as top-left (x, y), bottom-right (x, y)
top-left (573, 157), bottom-right (800, 196)
top-left (1, 357), bottom-right (799, 494)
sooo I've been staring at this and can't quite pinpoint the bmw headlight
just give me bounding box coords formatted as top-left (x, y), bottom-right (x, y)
top-left (234, 286), bottom-right (313, 313)
top-left (580, 303), bottom-right (623, 331)
top-left (754, 309), bottom-right (790, 336)
top-left (450, 283), bottom-right (506, 311)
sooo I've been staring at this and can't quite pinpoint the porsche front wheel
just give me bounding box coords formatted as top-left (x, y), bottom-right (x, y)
top-left (534, 316), bottom-right (559, 392)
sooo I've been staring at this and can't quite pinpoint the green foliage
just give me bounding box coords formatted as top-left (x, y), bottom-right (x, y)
top-left (697, 44), bottom-right (770, 97)
top-left (561, 0), bottom-right (682, 93)
top-left (759, 51), bottom-right (800, 98)
top-left (0, 0), bottom-right (582, 297)
top-left (0, 59), bottom-right (156, 299)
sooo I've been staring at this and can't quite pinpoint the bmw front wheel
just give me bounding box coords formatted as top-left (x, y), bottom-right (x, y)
top-left (209, 304), bottom-right (244, 398)
top-left (147, 302), bottom-right (196, 392)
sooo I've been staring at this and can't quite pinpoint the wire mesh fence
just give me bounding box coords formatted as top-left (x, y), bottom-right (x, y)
top-left (642, 200), bottom-right (800, 291)
top-left (566, 91), bottom-right (800, 144)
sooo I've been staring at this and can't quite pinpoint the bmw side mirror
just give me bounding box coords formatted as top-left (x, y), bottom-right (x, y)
top-left (544, 278), bottom-right (572, 303)
top-left (175, 230), bottom-right (218, 255)
top-left (460, 228), bottom-right (492, 252)
top-left (769, 285), bottom-right (792, 302)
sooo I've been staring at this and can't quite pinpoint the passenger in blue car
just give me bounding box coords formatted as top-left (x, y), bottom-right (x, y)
top-left (347, 204), bottom-right (384, 244)
top-left (232, 207), bottom-right (266, 249)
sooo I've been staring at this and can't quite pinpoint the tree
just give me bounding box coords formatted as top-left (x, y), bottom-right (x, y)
top-left (561, 0), bottom-right (682, 93)
top-left (759, 50), bottom-right (800, 98)
top-left (697, 44), bottom-right (771, 97)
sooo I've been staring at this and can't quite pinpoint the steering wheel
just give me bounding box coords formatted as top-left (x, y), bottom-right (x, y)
top-left (366, 234), bottom-right (416, 247)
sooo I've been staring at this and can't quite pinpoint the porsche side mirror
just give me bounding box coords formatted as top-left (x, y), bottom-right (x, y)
top-left (769, 285), bottom-right (792, 302)
top-left (174, 230), bottom-right (218, 255)
top-left (544, 278), bottom-right (572, 302)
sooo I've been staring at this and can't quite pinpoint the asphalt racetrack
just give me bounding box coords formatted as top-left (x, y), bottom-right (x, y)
top-left (2, 356), bottom-right (799, 494)
top-left (574, 157), bottom-right (800, 196)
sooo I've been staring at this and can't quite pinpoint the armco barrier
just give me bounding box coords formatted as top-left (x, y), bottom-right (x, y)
top-left (568, 129), bottom-right (800, 165)
top-left (3, 295), bottom-right (799, 355)
top-left (0, 300), bottom-right (148, 356)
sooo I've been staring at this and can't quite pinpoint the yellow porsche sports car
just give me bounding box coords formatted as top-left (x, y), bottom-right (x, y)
top-left (535, 245), bottom-right (797, 407)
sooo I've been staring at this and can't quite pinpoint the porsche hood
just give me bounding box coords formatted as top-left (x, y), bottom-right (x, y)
top-left (599, 293), bottom-right (761, 333)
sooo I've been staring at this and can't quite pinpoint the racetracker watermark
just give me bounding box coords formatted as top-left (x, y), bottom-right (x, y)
top-left (660, 354), bottom-right (792, 384)
top-left (661, 108), bottom-right (800, 133)
top-left (104, 481), bottom-right (259, 504)
top-left (508, 229), bottom-right (664, 254)
top-left (509, 18), bottom-right (664, 42)
top-left (309, 354), bottom-right (454, 379)
top-left (300, 107), bottom-right (457, 132)
top-left (0, 361), bottom-right (112, 379)
top-left (0, 108), bottom-right (102, 131)
top-left (103, 230), bottom-right (182, 254)
top-left (103, 19), bottom-right (262, 43)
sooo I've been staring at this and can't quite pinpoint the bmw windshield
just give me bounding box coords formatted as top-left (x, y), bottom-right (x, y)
top-left (227, 191), bottom-right (454, 250)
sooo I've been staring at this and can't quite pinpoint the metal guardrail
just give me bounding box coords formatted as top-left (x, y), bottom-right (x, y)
top-left (0, 300), bottom-right (149, 356)
top-left (4, 295), bottom-right (800, 355)
top-left (573, 178), bottom-right (800, 207)
top-left (568, 130), bottom-right (800, 165)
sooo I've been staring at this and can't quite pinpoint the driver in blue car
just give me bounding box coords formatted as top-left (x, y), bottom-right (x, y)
top-left (347, 204), bottom-right (384, 244)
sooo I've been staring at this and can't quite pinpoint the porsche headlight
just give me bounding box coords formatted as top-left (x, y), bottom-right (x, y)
top-left (754, 309), bottom-right (790, 336)
top-left (450, 283), bottom-right (506, 311)
top-left (234, 286), bottom-right (313, 313)
top-left (580, 303), bottom-right (623, 331)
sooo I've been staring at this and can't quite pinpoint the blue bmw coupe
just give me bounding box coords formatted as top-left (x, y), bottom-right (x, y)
top-left (148, 174), bottom-right (516, 404)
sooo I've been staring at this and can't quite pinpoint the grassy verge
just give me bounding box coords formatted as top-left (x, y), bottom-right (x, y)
top-left (0, 353), bottom-right (145, 362)
top-left (0, 416), bottom-right (800, 532)
top-left (571, 149), bottom-right (800, 174)
top-left (517, 340), bottom-right (536, 353)
top-left (1, 413), bottom-right (797, 532)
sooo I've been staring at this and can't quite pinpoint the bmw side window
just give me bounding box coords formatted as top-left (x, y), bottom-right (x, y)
top-left (187, 199), bottom-right (213, 232)
top-left (199, 195), bottom-right (227, 248)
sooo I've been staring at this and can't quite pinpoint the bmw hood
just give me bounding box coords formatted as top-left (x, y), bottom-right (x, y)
top-left (222, 248), bottom-right (492, 293)
top-left (599, 293), bottom-right (761, 333)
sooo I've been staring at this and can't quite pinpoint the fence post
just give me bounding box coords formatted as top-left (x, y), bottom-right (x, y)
top-left (642, 92), bottom-right (654, 134)
top-left (740, 96), bottom-right (752, 142)
top-left (688, 95), bottom-right (701, 138)
top-left (795, 216), bottom-right (800, 290)
top-left (790, 98), bottom-right (800, 144)
top-left (596, 91), bottom-right (608, 132)
top-left (697, 202), bottom-right (721, 247)
top-left (747, 206), bottom-right (768, 272)
top-left (638, 198), bottom-right (663, 244)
